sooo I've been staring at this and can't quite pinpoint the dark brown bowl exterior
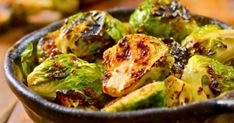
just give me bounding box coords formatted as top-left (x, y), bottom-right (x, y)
top-left (4, 8), bottom-right (234, 123)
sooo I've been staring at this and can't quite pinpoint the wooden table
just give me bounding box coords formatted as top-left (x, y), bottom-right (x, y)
top-left (0, 0), bottom-right (234, 122)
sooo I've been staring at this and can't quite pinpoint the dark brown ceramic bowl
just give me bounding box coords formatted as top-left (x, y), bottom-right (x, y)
top-left (4, 8), bottom-right (234, 123)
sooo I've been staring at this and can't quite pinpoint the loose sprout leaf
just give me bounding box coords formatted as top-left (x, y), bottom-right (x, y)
top-left (103, 34), bottom-right (174, 97)
top-left (13, 58), bottom-right (26, 84)
top-left (105, 13), bottom-right (131, 42)
top-left (20, 42), bottom-right (38, 78)
top-left (27, 54), bottom-right (110, 108)
top-left (129, 0), bottom-right (199, 42)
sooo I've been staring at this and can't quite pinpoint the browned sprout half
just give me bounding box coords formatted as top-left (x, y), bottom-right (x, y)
top-left (37, 10), bottom-right (129, 62)
top-left (27, 54), bottom-right (110, 109)
top-left (181, 55), bottom-right (234, 101)
top-left (102, 82), bottom-right (166, 112)
top-left (102, 76), bottom-right (192, 112)
top-left (103, 34), bottom-right (174, 97)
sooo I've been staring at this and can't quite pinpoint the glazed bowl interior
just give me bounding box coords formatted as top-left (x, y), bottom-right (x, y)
top-left (4, 8), bottom-right (234, 123)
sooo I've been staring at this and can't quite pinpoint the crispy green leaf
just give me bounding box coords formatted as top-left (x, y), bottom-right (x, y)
top-left (27, 54), bottom-right (109, 108)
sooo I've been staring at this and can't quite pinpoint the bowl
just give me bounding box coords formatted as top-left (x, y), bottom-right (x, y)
top-left (4, 8), bottom-right (234, 123)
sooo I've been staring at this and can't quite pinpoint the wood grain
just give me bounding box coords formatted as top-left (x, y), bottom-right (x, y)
top-left (7, 102), bottom-right (33, 123)
top-left (0, 28), bottom-right (28, 123)
top-left (0, 0), bottom-right (233, 123)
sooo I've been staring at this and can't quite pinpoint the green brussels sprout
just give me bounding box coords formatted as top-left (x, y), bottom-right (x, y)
top-left (102, 82), bottom-right (166, 112)
top-left (38, 10), bottom-right (129, 62)
top-left (181, 55), bottom-right (234, 100)
top-left (103, 34), bottom-right (174, 97)
top-left (129, 0), bottom-right (199, 42)
top-left (102, 76), bottom-right (192, 112)
top-left (182, 25), bottom-right (234, 67)
top-left (27, 54), bottom-right (109, 108)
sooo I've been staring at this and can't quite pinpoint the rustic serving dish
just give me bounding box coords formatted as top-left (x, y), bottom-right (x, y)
top-left (4, 8), bottom-right (234, 123)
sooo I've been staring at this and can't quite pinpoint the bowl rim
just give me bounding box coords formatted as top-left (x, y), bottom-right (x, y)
top-left (4, 8), bottom-right (234, 119)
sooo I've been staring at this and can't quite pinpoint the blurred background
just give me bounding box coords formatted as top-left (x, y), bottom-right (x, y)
top-left (0, 0), bottom-right (233, 122)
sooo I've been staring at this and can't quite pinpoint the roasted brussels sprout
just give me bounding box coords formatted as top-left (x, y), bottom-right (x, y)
top-left (181, 55), bottom-right (234, 100)
top-left (103, 34), bottom-right (174, 97)
top-left (102, 76), bottom-right (192, 112)
top-left (129, 0), bottom-right (199, 42)
top-left (102, 82), bottom-right (165, 112)
top-left (27, 54), bottom-right (109, 108)
top-left (164, 76), bottom-right (192, 107)
top-left (182, 25), bottom-right (234, 67)
top-left (38, 11), bottom-right (129, 62)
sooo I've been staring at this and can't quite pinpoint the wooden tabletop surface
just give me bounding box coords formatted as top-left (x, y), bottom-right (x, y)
top-left (0, 0), bottom-right (234, 123)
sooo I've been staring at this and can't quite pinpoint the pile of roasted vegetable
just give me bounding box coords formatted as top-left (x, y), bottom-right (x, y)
top-left (16, 0), bottom-right (234, 112)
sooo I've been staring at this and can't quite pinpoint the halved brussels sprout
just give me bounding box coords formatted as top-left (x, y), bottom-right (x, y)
top-left (38, 10), bottom-right (129, 62)
top-left (103, 34), bottom-right (174, 97)
top-left (102, 82), bottom-right (166, 112)
top-left (27, 54), bottom-right (109, 108)
top-left (182, 25), bottom-right (234, 67)
top-left (102, 76), bottom-right (192, 112)
top-left (181, 55), bottom-right (234, 100)
top-left (129, 0), bottom-right (199, 42)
